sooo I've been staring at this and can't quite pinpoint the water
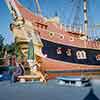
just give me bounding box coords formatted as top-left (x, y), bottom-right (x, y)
top-left (0, 80), bottom-right (100, 100)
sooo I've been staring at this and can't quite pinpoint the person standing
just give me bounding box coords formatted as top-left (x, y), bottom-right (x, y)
top-left (11, 61), bottom-right (25, 82)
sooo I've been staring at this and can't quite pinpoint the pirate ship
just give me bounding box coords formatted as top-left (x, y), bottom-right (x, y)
top-left (5, 0), bottom-right (100, 78)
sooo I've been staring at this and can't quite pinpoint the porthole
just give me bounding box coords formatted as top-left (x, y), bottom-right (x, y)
top-left (70, 37), bottom-right (74, 41)
top-left (60, 34), bottom-right (64, 39)
top-left (48, 32), bottom-right (55, 37)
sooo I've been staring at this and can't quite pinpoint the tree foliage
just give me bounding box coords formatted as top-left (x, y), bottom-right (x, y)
top-left (5, 43), bottom-right (16, 55)
top-left (0, 33), bottom-right (18, 58)
top-left (0, 34), bottom-right (4, 58)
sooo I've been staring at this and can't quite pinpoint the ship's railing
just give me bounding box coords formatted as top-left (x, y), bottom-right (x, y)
top-left (65, 25), bottom-right (84, 34)
top-left (87, 40), bottom-right (100, 49)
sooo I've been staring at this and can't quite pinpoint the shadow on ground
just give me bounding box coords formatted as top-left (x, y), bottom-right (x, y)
top-left (84, 88), bottom-right (100, 100)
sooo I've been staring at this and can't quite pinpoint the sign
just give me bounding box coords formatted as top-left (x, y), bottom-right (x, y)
top-left (76, 50), bottom-right (87, 59)
top-left (96, 54), bottom-right (100, 61)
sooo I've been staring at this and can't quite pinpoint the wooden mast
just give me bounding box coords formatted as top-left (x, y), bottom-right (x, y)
top-left (34, 0), bottom-right (42, 15)
top-left (5, 0), bottom-right (22, 19)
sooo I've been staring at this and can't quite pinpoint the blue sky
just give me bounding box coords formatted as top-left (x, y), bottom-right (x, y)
top-left (0, 0), bottom-right (100, 44)
top-left (0, 0), bottom-right (13, 44)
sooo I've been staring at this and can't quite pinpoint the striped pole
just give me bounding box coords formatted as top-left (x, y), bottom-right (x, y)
top-left (84, 0), bottom-right (88, 36)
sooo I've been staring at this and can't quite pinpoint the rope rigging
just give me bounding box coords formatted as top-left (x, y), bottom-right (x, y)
top-left (87, 0), bottom-right (100, 40)
top-left (72, 0), bottom-right (83, 31)
top-left (10, 0), bottom-right (100, 40)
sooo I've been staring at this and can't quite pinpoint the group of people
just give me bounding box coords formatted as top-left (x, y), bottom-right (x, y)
top-left (11, 58), bottom-right (47, 83)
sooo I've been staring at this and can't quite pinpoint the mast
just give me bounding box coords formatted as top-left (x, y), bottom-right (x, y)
top-left (34, 0), bottom-right (41, 15)
top-left (83, 0), bottom-right (88, 37)
top-left (5, 0), bottom-right (21, 19)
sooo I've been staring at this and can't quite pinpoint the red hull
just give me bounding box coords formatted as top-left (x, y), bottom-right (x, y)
top-left (41, 57), bottom-right (100, 79)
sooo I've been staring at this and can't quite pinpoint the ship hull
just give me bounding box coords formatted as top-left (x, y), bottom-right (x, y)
top-left (40, 39), bottom-right (100, 79)
top-left (41, 39), bottom-right (100, 65)
top-left (41, 57), bottom-right (100, 79)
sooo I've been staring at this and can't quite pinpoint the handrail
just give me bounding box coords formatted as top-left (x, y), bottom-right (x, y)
top-left (65, 25), bottom-right (84, 34)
